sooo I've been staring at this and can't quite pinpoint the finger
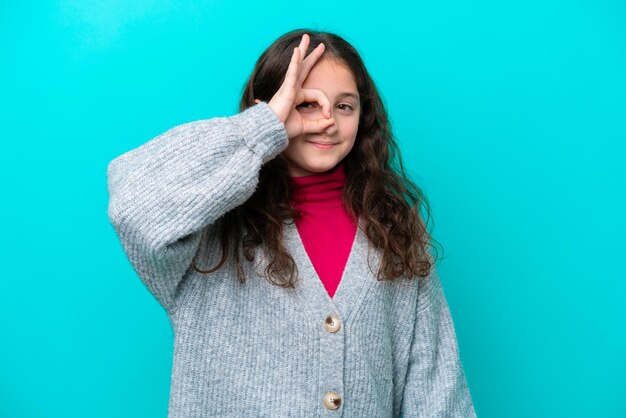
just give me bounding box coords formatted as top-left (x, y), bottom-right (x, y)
top-left (282, 47), bottom-right (301, 92)
top-left (302, 117), bottom-right (336, 134)
top-left (254, 99), bottom-right (261, 104)
top-left (297, 88), bottom-right (332, 118)
top-left (298, 43), bottom-right (325, 85)
top-left (298, 34), bottom-right (310, 65)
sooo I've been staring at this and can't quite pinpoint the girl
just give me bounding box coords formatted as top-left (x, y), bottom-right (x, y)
top-left (107, 29), bottom-right (476, 417)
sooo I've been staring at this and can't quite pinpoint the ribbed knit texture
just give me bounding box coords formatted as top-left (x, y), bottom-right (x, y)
top-left (106, 102), bottom-right (477, 417)
top-left (289, 161), bottom-right (358, 299)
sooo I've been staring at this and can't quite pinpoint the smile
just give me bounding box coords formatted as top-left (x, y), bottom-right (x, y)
top-left (307, 141), bottom-right (337, 150)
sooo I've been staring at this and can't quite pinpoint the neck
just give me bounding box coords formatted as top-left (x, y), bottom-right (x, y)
top-left (288, 162), bottom-right (347, 209)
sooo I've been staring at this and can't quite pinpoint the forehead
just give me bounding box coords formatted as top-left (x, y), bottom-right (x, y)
top-left (301, 57), bottom-right (358, 95)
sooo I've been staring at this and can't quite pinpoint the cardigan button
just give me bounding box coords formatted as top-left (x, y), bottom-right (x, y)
top-left (324, 314), bottom-right (341, 333)
top-left (323, 391), bottom-right (342, 410)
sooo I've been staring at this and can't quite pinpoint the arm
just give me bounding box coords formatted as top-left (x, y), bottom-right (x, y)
top-left (400, 266), bottom-right (477, 417)
top-left (106, 103), bottom-right (288, 313)
top-left (107, 34), bottom-right (331, 314)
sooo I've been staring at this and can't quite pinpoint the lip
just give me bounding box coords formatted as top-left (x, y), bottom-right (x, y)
top-left (306, 141), bottom-right (338, 150)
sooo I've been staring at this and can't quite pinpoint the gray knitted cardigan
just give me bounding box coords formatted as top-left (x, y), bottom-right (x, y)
top-left (106, 102), bottom-right (477, 417)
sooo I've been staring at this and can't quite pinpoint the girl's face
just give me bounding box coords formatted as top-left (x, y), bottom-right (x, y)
top-left (281, 57), bottom-right (360, 177)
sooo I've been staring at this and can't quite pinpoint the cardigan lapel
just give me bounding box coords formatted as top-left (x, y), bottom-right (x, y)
top-left (282, 216), bottom-right (377, 323)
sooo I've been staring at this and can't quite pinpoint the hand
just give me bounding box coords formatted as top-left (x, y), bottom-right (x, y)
top-left (255, 34), bottom-right (335, 139)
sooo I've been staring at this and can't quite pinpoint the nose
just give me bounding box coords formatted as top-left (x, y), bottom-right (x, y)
top-left (322, 110), bottom-right (338, 136)
top-left (300, 103), bottom-right (339, 136)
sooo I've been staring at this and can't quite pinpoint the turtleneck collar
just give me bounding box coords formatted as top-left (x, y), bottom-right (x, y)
top-left (289, 162), bottom-right (346, 209)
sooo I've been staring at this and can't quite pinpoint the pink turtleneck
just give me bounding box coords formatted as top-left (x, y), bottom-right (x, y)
top-left (288, 162), bottom-right (358, 299)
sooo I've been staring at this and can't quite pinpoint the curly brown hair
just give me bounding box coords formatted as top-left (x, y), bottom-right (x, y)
top-left (192, 28), bottom-right (443, 287)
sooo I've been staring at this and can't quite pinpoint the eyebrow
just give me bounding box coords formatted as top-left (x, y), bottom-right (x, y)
top-left (337, 92), bottom-right (360, 101)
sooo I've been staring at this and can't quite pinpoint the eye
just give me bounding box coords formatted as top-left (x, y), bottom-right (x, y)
top-left (337, 103), bottom-right (354, 112)
top-left (296, 101), bottom-right (318, 110)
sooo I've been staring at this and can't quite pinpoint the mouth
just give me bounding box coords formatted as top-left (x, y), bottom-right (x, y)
top-left (306, 140), bottom-right (338, 150)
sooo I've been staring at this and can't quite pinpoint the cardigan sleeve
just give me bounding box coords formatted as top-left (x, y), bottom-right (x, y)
top-left (400, 266), bottom-right (477, 417)
top-left (106, 102), bottom-right (288, 313)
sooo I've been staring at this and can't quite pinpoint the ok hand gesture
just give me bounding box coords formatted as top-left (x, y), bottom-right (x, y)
top-left (255, 34), bottom-right (335, 139)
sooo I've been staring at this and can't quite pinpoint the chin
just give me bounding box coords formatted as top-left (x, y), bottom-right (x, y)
top-left (309, 162), bottom-right (335, 171)
top-left (292, 159), bottom-right (340, 176)
top-left (312, 157), bottom-right (344, 169)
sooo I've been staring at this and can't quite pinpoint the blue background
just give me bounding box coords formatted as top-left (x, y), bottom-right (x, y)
top-left (1, 1), bottom-right (624, 417)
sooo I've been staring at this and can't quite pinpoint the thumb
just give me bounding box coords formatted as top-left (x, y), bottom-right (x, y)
top-left (302, 117), bottom-right (335, 134)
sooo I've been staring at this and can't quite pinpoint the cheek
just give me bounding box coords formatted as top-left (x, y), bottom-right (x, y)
top-left (341, 117), bottom-right (360, 140)
top-left (283, 136), bottom-right (307, 158)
